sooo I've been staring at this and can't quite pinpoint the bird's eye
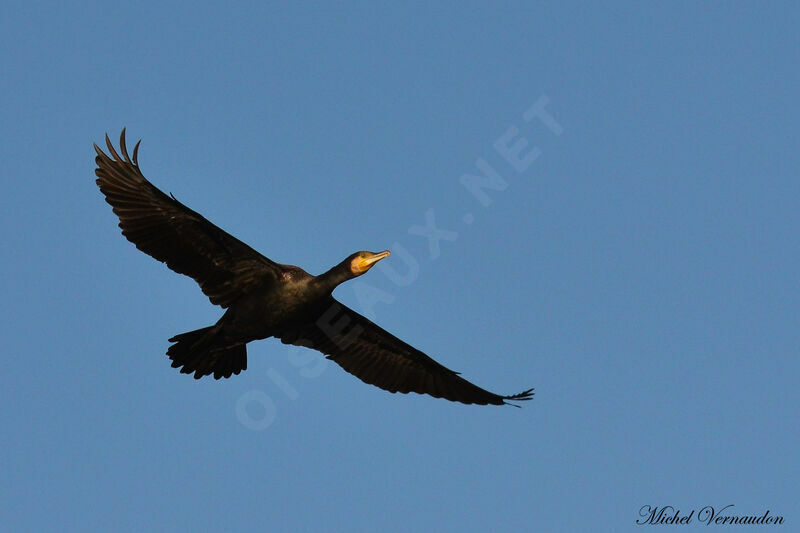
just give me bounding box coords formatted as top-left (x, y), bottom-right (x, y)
top-left (360, 252), bottom-right (367, 258)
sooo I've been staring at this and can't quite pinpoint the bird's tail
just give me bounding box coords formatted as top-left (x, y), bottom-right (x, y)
top-left (167, 326), bottom-right (247, 379)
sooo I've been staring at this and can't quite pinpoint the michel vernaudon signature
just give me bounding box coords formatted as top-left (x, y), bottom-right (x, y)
top-left (637, 505), bottom-right (784, 526)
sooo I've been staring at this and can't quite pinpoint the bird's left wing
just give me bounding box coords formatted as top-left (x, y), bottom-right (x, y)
top-left (94, 129), bottom-right (285, 308)
top-left (277, 298), bottom-right (534, 406)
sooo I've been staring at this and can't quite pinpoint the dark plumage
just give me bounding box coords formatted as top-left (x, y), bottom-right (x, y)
top-left (94, 130), bottom-right (534, 406)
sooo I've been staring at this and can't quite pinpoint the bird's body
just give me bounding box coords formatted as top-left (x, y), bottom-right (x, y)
top-left (225, 267), bottom-right (319, 338)
top-left (94, 130), bottom-right (533, 406)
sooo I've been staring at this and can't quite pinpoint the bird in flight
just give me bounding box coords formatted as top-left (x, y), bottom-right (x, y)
top-left (94, 130), bottom-right (534, 406)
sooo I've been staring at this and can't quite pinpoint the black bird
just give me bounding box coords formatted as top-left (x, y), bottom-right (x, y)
top-left (94, 130), bottom-right (534, 406)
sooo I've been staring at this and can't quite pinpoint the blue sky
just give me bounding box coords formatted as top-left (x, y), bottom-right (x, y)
top-left (2, 2), bottom-right (798, 531)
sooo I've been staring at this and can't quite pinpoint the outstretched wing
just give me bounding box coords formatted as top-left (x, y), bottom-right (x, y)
top-left (94, 129), bottom-right (285, 308)
top-left (277, 298), bottom-right (534, 406)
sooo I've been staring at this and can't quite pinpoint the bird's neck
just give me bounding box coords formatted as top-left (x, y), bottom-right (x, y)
top-left (313, 263), bottom-right (353, 295)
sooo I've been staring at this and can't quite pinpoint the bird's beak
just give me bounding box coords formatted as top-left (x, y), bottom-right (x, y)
top-left (363, 250), bottom-right (391, 267)
top-left (355, 250), bottom-right (391, 273)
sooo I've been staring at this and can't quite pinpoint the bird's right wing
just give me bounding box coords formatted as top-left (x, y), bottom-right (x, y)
top-left (94, 129), bottom-right (285, 308)
top-left (278, 298), bottom-right (534, 406)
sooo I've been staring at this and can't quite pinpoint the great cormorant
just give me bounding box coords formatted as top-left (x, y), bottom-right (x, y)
top-left (94, 130), bottom-right (534, 406)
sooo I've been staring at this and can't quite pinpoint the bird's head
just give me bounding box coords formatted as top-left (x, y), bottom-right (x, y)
top-left (349, 250), bottom-right (391, 276)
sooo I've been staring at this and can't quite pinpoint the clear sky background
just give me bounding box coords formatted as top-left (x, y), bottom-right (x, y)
top-left (2, 2), bottom-right (798, 532)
